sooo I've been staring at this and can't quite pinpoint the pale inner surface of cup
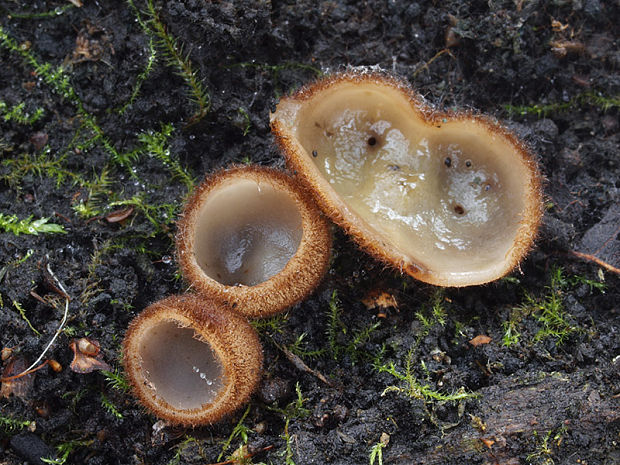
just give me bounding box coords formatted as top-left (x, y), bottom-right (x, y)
top-left (139, 320), bottom-right (226, 410)
top-left (292, 83), bottom-right (528, 277)
top-left (194, 179), bottom-right (303, 286)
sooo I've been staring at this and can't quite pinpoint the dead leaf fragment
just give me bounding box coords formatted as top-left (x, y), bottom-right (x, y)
top-left (1, 347), bottom-right (13, 361)
top-left (30, 132), bottom-right (48, 151)
top-left (361, 289), bottom-right (398, 311)
top-left (71, 20), bottom-right (113, 64)
top-left (469, 335), bottom-right (492, 347)
top-left (481, 437), bottom-right (495, 449)
top-left (69, 338), bottom-right (111, 373)
top-left (1, 355), bottom-right (34, 399)
top-left (105, 206), bottom-right (134, 223)
top-left (550, 40), bottom-right (586, 58)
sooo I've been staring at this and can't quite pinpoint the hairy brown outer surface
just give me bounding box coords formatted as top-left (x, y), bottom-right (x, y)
top-left (270, 70), bottom-right (543, 287)
top-left (176, 165), bottom-right (332, 317)
top-left (122, 294), bottom-right (263, 426)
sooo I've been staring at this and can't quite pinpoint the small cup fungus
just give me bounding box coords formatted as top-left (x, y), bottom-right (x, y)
top-left (176, 165), bottom-right (331, 318)
top-left (123, 294), bottom-right (262, 426)
top-left (270, 71), bottom-right (543, 286)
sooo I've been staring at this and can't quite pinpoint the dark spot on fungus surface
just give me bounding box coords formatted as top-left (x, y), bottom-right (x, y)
top-left (270, 70), bottom-right (543, 287)
top-left (312, 150), bottom-right (318, 157)
top-left (176, 165), bottom-right (331, 318)
top-left (123, 294), bottom-right (262, 426)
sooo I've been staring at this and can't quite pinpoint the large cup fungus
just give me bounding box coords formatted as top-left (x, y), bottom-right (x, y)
top-left (271, 71), bottom-right (543, 286)
top-left (123, 294), bottom-right (262, 426)
top-left (176, 165), bottom-right (331, 318)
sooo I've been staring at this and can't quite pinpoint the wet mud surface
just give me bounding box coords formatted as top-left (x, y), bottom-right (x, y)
top-left (0, 1), bottom-right (618, 464)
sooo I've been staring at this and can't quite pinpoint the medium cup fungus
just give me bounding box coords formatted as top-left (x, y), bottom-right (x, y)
top-left (271, 71), bottom-right (543, 286)
top-left (176, 165), bottom-right (331, 318)
top-left (123, 294), bottom-right (262, 426)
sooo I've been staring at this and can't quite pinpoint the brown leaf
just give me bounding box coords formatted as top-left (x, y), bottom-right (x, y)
top-left (481, 437), bottom-right (495, 449)
top-left (29, 131), bottom-right (48, 151)
top-left (69, 338), bottom-right (111, 373)
top-left (361, 289), bottom-right (398, 310)
top-left (71, 20), bottom-right (113, 64)
top-left (469, 335), bottom-right (492, 347)
top-left (1, 355), bottom-right (34, 399)
top-left (105, 207), bottom-right (134, 223)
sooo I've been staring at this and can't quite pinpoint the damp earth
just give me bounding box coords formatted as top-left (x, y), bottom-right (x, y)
top-left (0, 1), bottom-right (618, 464)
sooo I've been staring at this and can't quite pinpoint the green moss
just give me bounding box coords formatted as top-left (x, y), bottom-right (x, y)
top-left (0, 213), bottom-right (65, 236)
top-left (137, 123), bottom-right (194, 191)
top-left (0, 414), bottom-right (33, 434)
top-left (503, 91), bottom-right (620, 118)
top-left (0, 100), bottom-right (44, 124)
top-left (374, 347), bottom-right (479, 404)
top-left (1, 152), bottom-right (85, 189)
top-left (167, 436), bottom-right (203, 465)
top-left (115, 37), bottom-right (157, 115)
top-left (526, 267), bottom-right (579, 344)
top-left (280, 418), bottom-right (296, 465)
top-left (237, 107), bottom-right (252, 136)
top-left (369, 434), bottom-right (389, 465)
top-left (101, 368), bottom-right (131, 393)
top-left (250, 313), bottom-right (289, 336)
top-left (5, 3), bottom-right (75, 20)
top-left (218, 405), bottom-right (252, 461)
top-left (108, 193), bottom-right (180, 237)
top-left (504, 266), bottom-right (604, 347)
top-left (100, 392), bottom-right (123, 419)
top-left (72, 168), bottom-right (113, 220)
top-left (287, 332), bottom-right (327, 360)
top-left (11, 299), bottom-right (40, 335)
top-left (525, 427), bottom-right (567, 465)
top-left (129, 0), bottom-right (210, 125)
top-left (326, 290), bottom-right (345, 359)
top-left (415, 290), bottom-right (447, 334)
top-left (0, 25), bottom-right (131, 173)
top-left (41, 439), bottom-right (93, 465)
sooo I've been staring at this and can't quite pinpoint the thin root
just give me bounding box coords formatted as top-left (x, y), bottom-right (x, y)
top-left (569, 251), bottom-right (620, 275)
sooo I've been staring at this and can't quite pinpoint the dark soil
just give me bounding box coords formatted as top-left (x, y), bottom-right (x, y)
top-left (0, 1), bottom-right (618, 464)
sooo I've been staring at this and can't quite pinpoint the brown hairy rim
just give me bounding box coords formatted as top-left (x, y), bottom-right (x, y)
top-left (270, 70), bottom-right (543, 287)
top-left (176, 165), bottom-right (332, 318)
top-left (122, 294), bottom-right (263, 426)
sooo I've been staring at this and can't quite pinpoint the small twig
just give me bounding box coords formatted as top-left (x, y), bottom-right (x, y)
top-left (275, 342), bottom-right (333, 386)
top-left (29, 290), bottom-right (49, 306)
top-left (412, 48), bottom-right (455, 78)
top-left (569, 251), bottom-right (620, 275)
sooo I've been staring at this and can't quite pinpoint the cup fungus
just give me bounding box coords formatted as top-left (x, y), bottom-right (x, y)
top-left (270, 71), bottom-right (543, 286)
top-left (176, 165), bottom-right (331, 318)
top-left (123, 294), bottom-right (262, 426)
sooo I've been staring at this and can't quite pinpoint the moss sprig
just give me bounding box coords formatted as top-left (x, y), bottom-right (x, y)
top-left (503, 91), bottom-right (620, 118)
top-left (0, 213), bottom-right (66, 236)
top-left (129, 0), bottom-right (210, 125)
top-left (137, 123), bottom-right (194, 191)
top-left (0, 101), bottom-right (44, 124)
top-left (0, 25), bottom-right (135, 173)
